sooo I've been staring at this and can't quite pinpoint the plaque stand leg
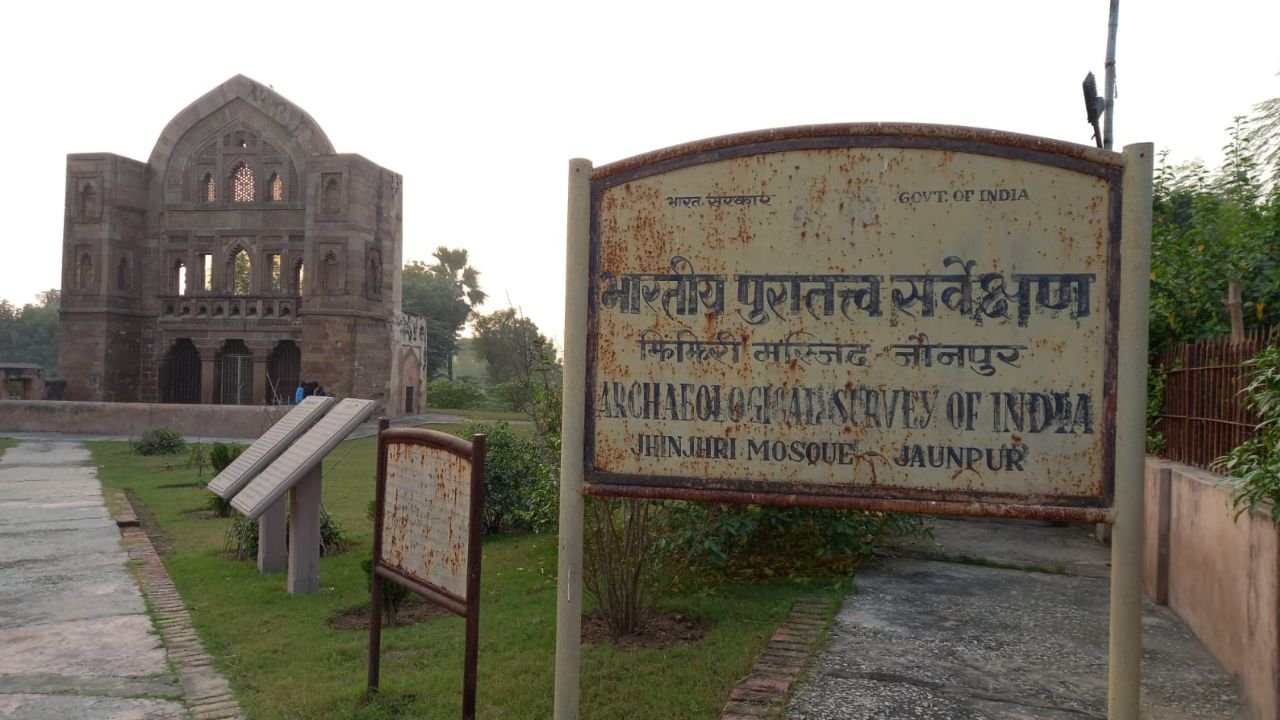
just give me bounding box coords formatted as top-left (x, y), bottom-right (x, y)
top-left (257, 497), bottom-right (287, 573)
top-left (287, 466), bottom-right (323, 594)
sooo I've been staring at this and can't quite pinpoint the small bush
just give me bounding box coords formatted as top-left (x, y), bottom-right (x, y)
top-left (224, 514), bottom-right (258, 560)
top-left (223, 505), bottom-right (350, 560)
top-left (209, 442), bottom-right (246, 473)
top-left (319, 506), bottom-right (350, 555)
top-left (132, 427), bottom-right (186, 456)
top-left (361, 556), bottom-right (411, 626)
top-left (207, 493), bottom-right (234, 518)
top-left (187, 443), bottom-right (209, 480)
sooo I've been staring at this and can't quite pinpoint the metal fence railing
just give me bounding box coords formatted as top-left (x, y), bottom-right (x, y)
top-left (1156, 324), bottom-right (1279, 471)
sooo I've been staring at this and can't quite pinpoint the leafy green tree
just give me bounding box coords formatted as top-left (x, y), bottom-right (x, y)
top-left (400, 247), bottom-right (486, 379)
top-left (471, 308), bottom-right (556, 386)
top-left (0, 290), bottom-right (60, 372)
top-left (1149, 117), bottom-right (1280, 354)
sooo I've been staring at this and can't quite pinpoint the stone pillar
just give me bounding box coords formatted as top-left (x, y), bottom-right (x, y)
top-left (201, 358), bottom-right (215, 404)
top-left (257, 498), bottom-right (287, 573)
top-left (253, 358), bottom-right (268, 405)
top-left (287, 466), bottom-right (323, 594)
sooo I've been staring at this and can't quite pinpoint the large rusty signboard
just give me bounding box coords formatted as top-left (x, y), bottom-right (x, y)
top-left (368, 425), bottom-right (485, 719)
top-left (584, 126), bottom-right (1125, 520)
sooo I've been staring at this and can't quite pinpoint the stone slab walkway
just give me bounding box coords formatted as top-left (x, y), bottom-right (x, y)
top-left (0, 440), bottom-right (209, 719)
top-left (787, 518), bottom-right (1248, 719)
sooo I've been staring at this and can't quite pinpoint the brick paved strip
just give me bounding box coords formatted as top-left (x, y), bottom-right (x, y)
top-left (115, 497), bottom-right (246, 720)
top-left (720, 598), bottom-right (833, 719)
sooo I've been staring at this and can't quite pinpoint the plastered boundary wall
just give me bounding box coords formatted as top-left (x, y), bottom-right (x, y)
top-left (0, 400), bottom-right (291, 440)
top-left (1144, 456), bottom-right (1280, 720)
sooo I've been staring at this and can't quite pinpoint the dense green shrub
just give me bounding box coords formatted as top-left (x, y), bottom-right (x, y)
top-left (209, 442), bottom-right (246, 473)
top-left (485, 380), bottom-right (528, 412)
top-left (667, 503), bottom-right (931, 578)
top-left (465, 421), bottom-right (554, 533)
top-left (426, 379), bottom-right (489, 410)
top-left (222, 505), bottom-right (350, 560)
top-left (132, 427), bottom-right (186, 456)
top-left (1215, 346), bottom-right (1280, 521)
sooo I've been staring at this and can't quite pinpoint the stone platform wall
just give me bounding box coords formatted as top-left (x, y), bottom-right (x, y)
top-left (0, 400), bottom-right (291, 440)
top-left (1144, 456), bottom-right (1280, 720)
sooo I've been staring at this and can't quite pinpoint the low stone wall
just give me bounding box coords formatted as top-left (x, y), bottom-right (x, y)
top-left (0, 400), bottom-right (290, 440)
top-left (1144, 456), bottom-right (1280, 720)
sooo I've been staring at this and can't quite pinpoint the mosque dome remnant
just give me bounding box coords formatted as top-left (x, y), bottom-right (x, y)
top-left (56, 75), bottom-right (425, 415)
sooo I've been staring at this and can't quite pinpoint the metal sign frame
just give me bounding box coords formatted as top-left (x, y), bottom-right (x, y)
top-left (554, 125), bottom-right (1154, 720)
top-left (583, 125), bottom-right (1125, 523)
top-left (368, 423), bottom-right (486, 720)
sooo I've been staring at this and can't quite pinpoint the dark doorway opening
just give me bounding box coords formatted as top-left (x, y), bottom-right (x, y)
top-left (267, 341), bottom-right (301, 405)
top-left (404, 386), bottom-right (415, 414)
top-left (160, 339), bottom-right (201, 404)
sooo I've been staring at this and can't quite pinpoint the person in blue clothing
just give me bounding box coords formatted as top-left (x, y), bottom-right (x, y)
top-left (294, 385), bottom-right (305, 404)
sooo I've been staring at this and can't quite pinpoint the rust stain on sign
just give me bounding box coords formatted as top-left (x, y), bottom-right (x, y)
top-left (585, 127), bottom-right (1123, 515)
top-left (382, 442), bottom-right (472, 599)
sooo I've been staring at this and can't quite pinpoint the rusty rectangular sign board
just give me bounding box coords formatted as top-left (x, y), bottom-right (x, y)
top-left (583, 125), bottom-right (1128, 521)
top-left (368, 426), bottom-right (486, 719)
top-left (207, 395), bottom-right (335, 500)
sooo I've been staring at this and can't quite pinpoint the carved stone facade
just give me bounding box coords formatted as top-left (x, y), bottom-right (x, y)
top-left (58, 75), bottom-right (420, 415)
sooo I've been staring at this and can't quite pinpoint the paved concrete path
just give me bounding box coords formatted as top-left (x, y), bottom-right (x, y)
top-left (787, 518), bottom-right (1248, 719)
top-left (0, 440), bottom-right (187, 720)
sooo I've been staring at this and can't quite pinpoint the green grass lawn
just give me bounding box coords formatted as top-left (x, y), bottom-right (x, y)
top-left (89, 437), bottom-right (843, 719)
top-left (0, 438), bottom-right (15, 460)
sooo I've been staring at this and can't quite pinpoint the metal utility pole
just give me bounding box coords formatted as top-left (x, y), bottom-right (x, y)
top-left (1104, 0), bottom-right (1119, 149)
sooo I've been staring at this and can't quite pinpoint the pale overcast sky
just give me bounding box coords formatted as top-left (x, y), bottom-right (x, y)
top-left (2, 0), bottom-right (1277, 350)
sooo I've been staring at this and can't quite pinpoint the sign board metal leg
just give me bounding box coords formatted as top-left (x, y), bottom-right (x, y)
top-left (554, 158), bottom-right (592, 720)
top-left (1107, 143), bottom-right (1153, 719)
top-left (367, 418), bottom-right (389, 697)
top-left (287, 465), bottom-right (323, 594)
top-left (257, 497), bottom-right (287, 573)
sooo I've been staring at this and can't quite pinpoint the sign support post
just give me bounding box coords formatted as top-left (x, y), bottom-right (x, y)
top-left (554, 158), bottom-right (592, 720)
top-left (1108, 142), bottom-right (1153, 719)
top-left (257, 498), bottom-right (287, 573)
top-left (288, 465), bottom-right (324, 595)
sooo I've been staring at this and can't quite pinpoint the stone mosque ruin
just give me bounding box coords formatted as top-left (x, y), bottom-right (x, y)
top-left (56, 75), bottom-right (425, 416)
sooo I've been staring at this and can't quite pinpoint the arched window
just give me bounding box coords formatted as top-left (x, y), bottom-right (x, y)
top-left (320, 251), bottom-right (339, 291)
top-left (115, 257), bottom-right (130, 291)
top-left (173, 259), bottom-right (187, 296)
top-left (269, 173), bottom-right (284, 202)
top-left (79, 183), bottom-right (97, 219)
top-left (367, 250), bottom-right (382, 299)
top-left (231, 163), bottom-right (255, 203)
top-left (323, 177), bottom-right (341, 214)
top-left (76, 253), bottom-right (94, 290)
top-left (229, 248), bottom-right (252, 295)
top-left (203, 173), bottom-right (216, 202)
